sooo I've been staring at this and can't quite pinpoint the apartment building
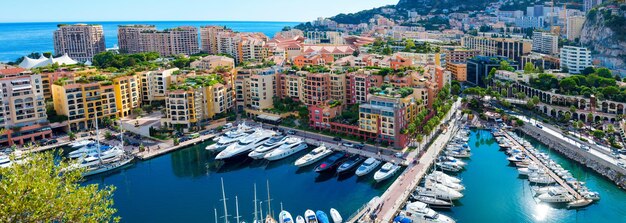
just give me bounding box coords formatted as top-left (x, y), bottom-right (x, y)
top-left (346, 71), bottom-right (383, 105)
top-left (444, 48), bottom-right (478, 64)
top-left (566, 16), bottom-right (585, 41)
top-left (40, 70), bottom-right (75, 101)
top-left (53, 24), bottom-right (105, 62)
top-left (359, 87), bottom-right (424, 148)
top-left (467, 56), bottom-right (520, 87)
top-left (51, 82), bottom-right (117, 132)
top-left (200, 26), bottom-right (231, 54)
top-left (304, 73), bottom-right (331, 106)
top-left (560, 46), bottom-right (592, 74)
top-left (190, 55), bottom-right (235, 71)
top-left (293, 53), bottom-right (334, 68)
top-left (240, 37), bottom-right (267, 63)
top-left (235, 67), bottom-right (283, 111)
top-left (137, 26), bottom-right (199, 56)
top-left (461, 36), bottom-right (532, 62)
top-left (0, 74), bottom-right (51, 146)
top-left (217, 32), bottom-right (242, 63)
top-left (329, 73), bottom-right (347, 106)
top-left (277, 71), bottom-right (306, 102)
top-left (249, 74), bottom-right (275, 110)
top-left (447, 63), bottom-right (468, 82)
top-left (140, 68), bottom-right (178, 103)
top-left (118, 25), bottom-right (157, 54)
top-left (113, 75), bottom-right (141, 118)
top-left (164, 89), bottom-right (202, 129)
top-left (532, 32), bottom-right (559, 55)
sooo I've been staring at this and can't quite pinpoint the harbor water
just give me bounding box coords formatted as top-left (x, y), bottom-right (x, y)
top-left (445, 129), bottom-right (626, 222)
top-left (82, 141), bottom-right (396, 223)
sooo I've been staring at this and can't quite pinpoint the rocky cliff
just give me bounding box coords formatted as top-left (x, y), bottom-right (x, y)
top-left (580, 2), bottom-right (626, 75)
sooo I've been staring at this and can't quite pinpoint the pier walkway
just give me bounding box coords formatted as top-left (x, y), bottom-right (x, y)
top-left (500, 131), bottom-right (584, 201)
top-left (349, 106), bottom-right (462, 223)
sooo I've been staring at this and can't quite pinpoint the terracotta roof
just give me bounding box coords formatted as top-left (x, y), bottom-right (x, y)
top-left (0, 67), bottom-right (26, 75)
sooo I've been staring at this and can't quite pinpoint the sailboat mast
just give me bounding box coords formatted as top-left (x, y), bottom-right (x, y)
top-left (221, 178), bottom-right (229, 223)
top-left (235, 196), bottom-right (241, 223)
top-left (254, 184), bottom-right (258, 223)
top-left (119, 120), bottom-right (124, 149)
top-left (266, 180), bottom-right (272, 219)
top-left (94, 108), bottom-right (102, 163)
top-left (215, 208), bottom-right (219, 223)
top-left (260, 201), bottom-right (264, 222)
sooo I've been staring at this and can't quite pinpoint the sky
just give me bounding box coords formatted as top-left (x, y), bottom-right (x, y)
top-left (0, 0), bottom-right (398, 23)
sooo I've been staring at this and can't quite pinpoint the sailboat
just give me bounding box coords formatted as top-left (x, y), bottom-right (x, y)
top-left (82, 117), bottom-right (134, 177)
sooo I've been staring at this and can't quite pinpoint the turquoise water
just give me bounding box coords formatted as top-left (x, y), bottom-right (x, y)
top-left (0, 21), bottom-right (299, 62)
top-left (83, 141), bottom-right (394, 223)
top-left (444, 130), bottom-right (626, 222)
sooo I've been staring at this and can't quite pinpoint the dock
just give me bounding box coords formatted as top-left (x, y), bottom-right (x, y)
top-left (348, 108), bottom-right (462, 223)
top-left (300, 138), bottom-right (404, 165)
top-left (136, 134), bottom-right (216, 160)
top-left (500, 131), bottom-right (586, 202)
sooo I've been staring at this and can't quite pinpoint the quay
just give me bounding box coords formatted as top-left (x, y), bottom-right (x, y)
top-left (499, 130), bottom-right (587, 202)
top-left (136, 133), bottom-right (217, 160)
top-left (349, 99), bottom-right (463, 223)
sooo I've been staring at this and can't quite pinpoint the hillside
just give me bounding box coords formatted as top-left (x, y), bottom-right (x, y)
top-left (580, 1), bottom-right (626, 75)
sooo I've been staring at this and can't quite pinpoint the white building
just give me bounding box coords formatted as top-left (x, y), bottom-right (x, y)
top-left (531, 32), bottom-right (559, 55)
top-left (560, 46), bottom-right (592, 74)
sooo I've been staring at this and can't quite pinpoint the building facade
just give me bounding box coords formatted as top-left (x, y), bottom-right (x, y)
top-left (461, 36), bottom-right (532, 62)
top-left (51, 82), bottom-right (117, 132)
top-left (117, 25), bottom-right (157, 54)
top-left (140, 68), bottom-right (178, 103)
top-left (531, 32), bottom-right (558, 55)
top-left (560, 46), bottom-right (592, 74)
top-left (466, 56), bottom-right (519, 87)
top-left (53, 24), bottom-right (106, 62)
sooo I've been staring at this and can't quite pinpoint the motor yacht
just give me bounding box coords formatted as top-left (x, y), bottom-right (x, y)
top-left (279, 210), bottom-right (294, 223)
top-left (355, 157), bottom-right (382, 176)
top-left (329, 208), bottom-right (342, 223)
top-left (68, 143), bottom-right (110, 159)
top-left (315, 210), bottom-right (330, 223)
top-left (429, 171), bottom-right (461, 184)
top-left (70, 139), bottom-right (93, 149)
top-left (314, 152), bottom-right (348, 172)
top-left (410, 194), bottom-right (453, 209)
top-left (537, 188), bottom-right (575, 203)
top-left (435, 162), bottom-right (462, 172)
top-left (304, 210), bottom-right (318, 223)
top-left (373, 162), bottom-right (400, 182)
top-left (400, 201), bottom-right (456, 223)
top-left (294, 144), bottom-right (333, 167)
top-left (248, 135), bottom-right (287, 159)
top-left (264, 137), bottom-right (308, 161)
top-left (425, 175), bottom-right (465, 191)
top-left (336, 155), bottom-right (365, 174)
top-left (206, 131), bottom-right (249, 152)
top-left (415, 184), bottom-right (463, 201)
top-left (215, 130), bottom-right (274, 160)
top-left (295, 216), bottom-right (305, 223)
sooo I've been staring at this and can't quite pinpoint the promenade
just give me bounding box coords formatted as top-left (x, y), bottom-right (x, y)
top-left (349, 99), bottom-right (462, 223)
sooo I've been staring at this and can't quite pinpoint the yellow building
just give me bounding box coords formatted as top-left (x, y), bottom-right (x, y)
top-left (113, 74), bottom-right (141, 118)
top-left (446, 63), bottom-right (467, 82)
top-left (52, 81), bottom-right (117, 131)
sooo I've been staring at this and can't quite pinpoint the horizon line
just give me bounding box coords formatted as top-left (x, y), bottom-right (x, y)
top-left (0, 19), bottom-right (305, 25)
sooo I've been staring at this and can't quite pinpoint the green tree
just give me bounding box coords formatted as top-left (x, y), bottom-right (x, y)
top-left (382, 46), bottom-right (392, 55)
top-left (592, 130), bottom-right (605, 139)
top-left (523, 63), bottom-right (536, 74)
top-left (596, 68), bottom-right (613, 78)
top-left (68, 131), bottom-right (76, 141)
top-left (0, 152), bottom-right (119, 222)
top-left (404, 39), bottom-right (416, 52)
top-left (581, 67), bottom-right (595, 75)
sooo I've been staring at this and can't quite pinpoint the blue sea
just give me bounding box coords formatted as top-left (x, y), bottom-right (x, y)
top-left (0, 21), bottom-right (299, 62)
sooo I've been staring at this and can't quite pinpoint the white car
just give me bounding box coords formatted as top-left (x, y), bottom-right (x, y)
top-left (342, 142), bottom-right (354, 147)
top-left (394, 152), bottom-right (403, 158)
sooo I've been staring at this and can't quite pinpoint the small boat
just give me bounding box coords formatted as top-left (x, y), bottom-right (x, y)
top-left (295, 216), bottom-right (305, 223)
top-left (264, 137), bottom-right (308, 161)
top-left (528, 175), bottom-right (556, 184)
top-left (355, 157), bottom-right (382, 176)
top-left (315, 152), bottom-right (347, 172)
top-left (507, 155), bottom-right (526, 164)
top-left (411, 194), bottom-right (453, 209)
top-left (248, 135), bottom-right (287, 159)
top-left (403, 201), bottom-right (456, 223)
top-left (68, 143), bottom-right (111, 159)
top-left (304, 210), bottom-right (318, 223)
top-left (279, 210), bottom-right (294, 223)
top-left (373, 162), bottom-right (400, 182)
top-left (425, 176), bottom-right (465, 191)
top-left (435, 162), bottom-right (462, 172)
top-left (294, 144), bottom-right (333, 167)
top-left (329, 208), bottom-right (342, 223)
top-left (415, 185), bottom-right (463, 201)
top-left (82, 155), bottom-right (134, 177)
top-left (567, 199), bottom-right (593, 208)
top-left (0, 154), bottom-right (11, 168)
top-left (216, 129), bottom-right (274, 160)
top-left (430, 171), bottom-right (461, 184)
top-left (315, 210), bottom-right (330, 223)
top-left (336, 155), bottom-right (365, 174)
top-left (581, 191), bottom-right (601, 201)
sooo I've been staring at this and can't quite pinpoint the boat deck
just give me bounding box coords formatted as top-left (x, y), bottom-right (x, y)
top-left (500, 131), bottom-right (585, 202)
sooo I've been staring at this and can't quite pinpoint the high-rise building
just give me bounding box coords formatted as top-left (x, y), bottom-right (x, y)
top-left (584, 0), bottom-right (603, 12)
top-left (51, 82), bottom-right (117, 132)
top-left (0, 73), bottom-right (51, 146)
top-left (532, 32), bottom-right (559, 55)
top-left (53, 24), bottom-right (105, 62)
top-left (566, 16), bottom-right (585, 41)
top-left (189, 56), bottom-right (235, 71)
top-left (118, 25), bottom-right (157, 54)
top-left (139, 26), bottom-right (199, 56)
top-left (200, 26), bottom-right (230, 54)
top-left (113, 75), bottom-right (141, 118)
top-left (304, 72), bottom-right (331, 106)
top-left (560, 46), bottom-right (592, 74)
top-left (140, 68), bottom-right (178, 103)
top-left (467, 56), bottom-right (519, 87)
top-left (461, 36), bottom-right (532, 62)
top-left (445, 48), bottom-right (479, 64)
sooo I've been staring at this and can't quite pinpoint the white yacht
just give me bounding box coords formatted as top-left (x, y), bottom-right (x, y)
top-left (528, 174), bottom-right (556, 184)
top-left (430, 171), bottom-right (461, 184)
top-left (329, 208), bottom-right (342, 223)
top-left (0, 154), bottom-right (11, 168)
top-left (68, 144), bottom-right (111, 159)
top-left (264, 137), bottom-right (308, 161)
top-left (304, 210), bottom-right (318, 223)
top-left (425, 175), bottom-right (465, 191)
top-left (249, 135), bottom-right (287, 159)
top-left (401, 201), bottom-right (456, 223)
top-left (71, 147), bottom-right (126, 168)
top-left (70, 139), bottom-right (93, 149)
top-left (294, 144), bottom-right (333, 167)
top-left (355, 157), bottom-right (382, 176)
top-left (206, 131), bottom-right (249, 152)
top-left (279, 210), bottom-right (294, 223)
top-left (296, 216), bottom-right (305, 223)
top-left (415, 184), bottom-right (463, 201)
top-left (537, 188), bottom-right (575, 203)
top-left (215, 130), bottom-right (274, 160)
top-left (373, 162), bottom-right (400, 182)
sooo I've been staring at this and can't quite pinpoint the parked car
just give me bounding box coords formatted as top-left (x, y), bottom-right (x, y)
top-left (333, 137), bottom-right (342, 142)
top-left (48, 139), bottom-right (58, 144)
top-left (80, 133), bottom-right (89, 137)
top-left (224, 123), bottom-right (233, 128)
top-left (394, 152), bottom-right (403, 158)
top-left (535, 124), bottom-right (543, 129)
top-left (354, 143), bottom-right (365, 149)
top-left (200, 131), bottom-right (210, 136)
top-left (618, 162), bottom-right (626, 169)
top-left (342, 142), bottom-right (354, 148)
top-left (286, 130), bottom-right (296, 135)
top-left (580, 145), bottom-right (590, 151)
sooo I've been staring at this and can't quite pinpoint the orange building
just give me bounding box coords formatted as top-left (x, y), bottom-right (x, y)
top-left (293, 53), bottom-right (334, 68)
